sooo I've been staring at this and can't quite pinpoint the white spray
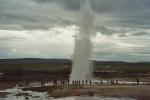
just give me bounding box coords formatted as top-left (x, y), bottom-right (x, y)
top-left (70, 0), bottom-right (95, 81)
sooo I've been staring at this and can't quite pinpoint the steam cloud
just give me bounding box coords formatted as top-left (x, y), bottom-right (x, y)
top-left (70, 0), bottom-right (96, 81)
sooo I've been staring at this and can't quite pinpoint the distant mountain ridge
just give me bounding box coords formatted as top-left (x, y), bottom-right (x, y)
top-left (0, 58), bottom-right (150, 65)
top-left (0, 58), bottom-right (71, 64)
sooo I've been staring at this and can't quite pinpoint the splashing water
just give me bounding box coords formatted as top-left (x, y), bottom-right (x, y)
top-left (70, 0), bottom-right (95, 81)
top-left (0, 86), bottom-right (52, 100)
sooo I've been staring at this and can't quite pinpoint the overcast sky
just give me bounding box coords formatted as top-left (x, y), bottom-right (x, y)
top-left (0, 0), bottom-right (150, 62)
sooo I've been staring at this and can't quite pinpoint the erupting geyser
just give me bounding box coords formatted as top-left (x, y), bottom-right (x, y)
top-left (70, 0), bottom-right (95, 81)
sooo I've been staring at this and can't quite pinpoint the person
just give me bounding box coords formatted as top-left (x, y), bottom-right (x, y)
top-left (136, 78), bottom-right (140, 85)
top-left (89, 80), bottom-right (92, 85)
top-left (100, 80), bottom-right (103, 85)
top-left (86, 80), bottom-right (88, 85)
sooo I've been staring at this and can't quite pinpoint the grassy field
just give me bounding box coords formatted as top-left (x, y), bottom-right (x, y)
top-left (0, 59), bottom-right (150, 82)
top-left (0, 63), bottom-right (150, 73)
top-left (0, 64), bottom-right (70, 72)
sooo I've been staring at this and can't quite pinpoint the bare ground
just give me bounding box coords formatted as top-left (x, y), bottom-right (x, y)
top-left (0, 82), bottom-right (17, 90)
top-left (22, 85), bottom-right (150, 100)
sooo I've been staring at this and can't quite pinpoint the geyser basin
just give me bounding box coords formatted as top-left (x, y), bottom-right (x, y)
top-left (70, 0), bottom-right (95, 81)
top-left (54, 96), bottom-right (135, 100)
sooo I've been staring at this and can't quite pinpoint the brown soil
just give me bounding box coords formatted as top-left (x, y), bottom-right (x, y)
top-left (22, 85), bottom-right (150, 100)
top-left (0, 82), bottom-right (17, 90)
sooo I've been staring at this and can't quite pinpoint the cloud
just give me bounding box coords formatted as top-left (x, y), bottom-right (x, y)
top-left (0, 26), bottom-right (75, 59)
top-left (0, 0), bottom-right (150, 31)
top-left (0, 37), bottom-right (24, 41)
top-left (0, 25), bottom-right (150, 61)
top-left (0, 0), bottom-right (77, 30)
top-left (0, 0), bottom-right (150, 61)
top-left (93, 33), bottom-right (150, 62)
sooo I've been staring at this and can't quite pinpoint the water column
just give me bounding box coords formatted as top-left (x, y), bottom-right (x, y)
top-left (70, 0), bottom-right (95, 82)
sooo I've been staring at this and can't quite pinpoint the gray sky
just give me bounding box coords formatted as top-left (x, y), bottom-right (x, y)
top-left (0, 0), bottom-right (150, 62)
